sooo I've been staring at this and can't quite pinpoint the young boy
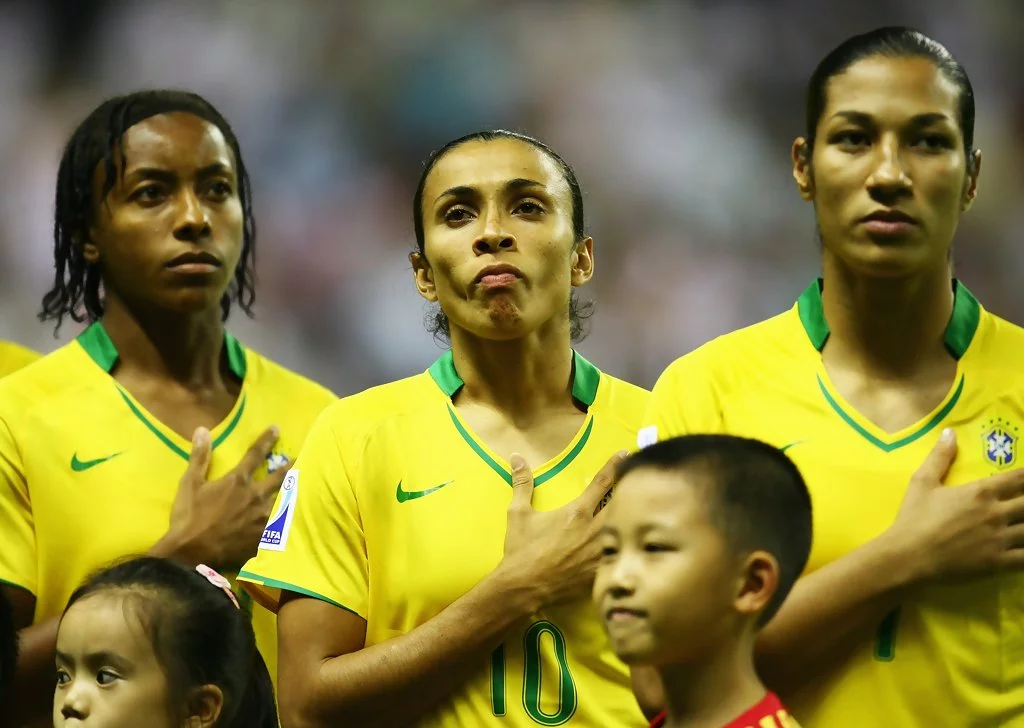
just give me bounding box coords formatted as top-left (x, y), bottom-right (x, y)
top-left (594, 434), bottom-right (812, 728)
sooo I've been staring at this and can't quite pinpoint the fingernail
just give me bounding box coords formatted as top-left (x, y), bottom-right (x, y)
top-left (193, 427), bottom-right (209, 445)
top-left (510, 453), bottom-right (526, 470)
top-left (270, 426), bottom-right (280, 438)
top-left (941, 428), bottom-right (955, 443)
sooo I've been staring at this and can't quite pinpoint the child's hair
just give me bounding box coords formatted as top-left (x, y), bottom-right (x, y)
top-left (0, 587), bottom-right (18, 707)
top-left (62, 557), bottom-right (277, 728)
top-left (619, 435), bottom-right (813, 626)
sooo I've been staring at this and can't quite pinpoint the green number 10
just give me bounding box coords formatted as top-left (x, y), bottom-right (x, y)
top-left (873, 607), bottom-right (900, 661)
top-left (490, 620), bottom-right (578, 725)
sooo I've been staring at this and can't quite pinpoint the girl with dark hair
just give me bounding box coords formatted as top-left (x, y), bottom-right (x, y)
top-left (54, 557), bottom-right (277, 728)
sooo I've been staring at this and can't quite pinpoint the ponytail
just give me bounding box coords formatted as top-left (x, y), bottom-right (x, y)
top-left (227, 650), bottom-right (278, 728)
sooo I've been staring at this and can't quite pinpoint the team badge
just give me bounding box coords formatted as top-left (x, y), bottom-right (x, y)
top-left (266, 451), bottom-right (289, 474)
top-left (259, 469), bottom-right (299, 551)
top-left (982, 418), bottom-right (1018, 469)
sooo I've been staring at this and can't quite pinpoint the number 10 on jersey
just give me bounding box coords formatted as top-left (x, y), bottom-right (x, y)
top-left (490, 620), bottom-right (578, 725)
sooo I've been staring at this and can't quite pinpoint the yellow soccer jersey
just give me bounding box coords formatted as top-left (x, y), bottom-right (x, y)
top-left (643, 280), bottom-right (1024, 728)
top-left (0, 322), bottom-right (335, 688)
top-left (240, 350), bottom-right (649, 727)
top-left (0, 340), bottom-right (40, 378)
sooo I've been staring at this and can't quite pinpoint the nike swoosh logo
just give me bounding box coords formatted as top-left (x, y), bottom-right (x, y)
top-left (396, 480), bottom-right (454, 503)
top-left (71, 452), bottom-right (124, 472)
top-left (780, 441), bottom-right (805, 453)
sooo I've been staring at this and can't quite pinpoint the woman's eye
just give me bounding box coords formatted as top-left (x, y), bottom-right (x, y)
top-left (133, 185), bottom-right (164, 202)
top-left (445, 207), bottom-right (473, 223)
top-left (515, 201), bottom-right (543, 214)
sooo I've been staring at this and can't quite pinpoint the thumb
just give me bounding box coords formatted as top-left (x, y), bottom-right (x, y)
top-left (184, 427), bottom-right (212, 484)
top-left (508, 453), bottom-right (535, 512)
top-left (910, 428), bottom-right (958, 490)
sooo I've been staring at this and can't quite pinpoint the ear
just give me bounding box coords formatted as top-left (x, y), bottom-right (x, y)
top-left (792, 138), bottom-right (815, 202)
top-left (410, 251), bottom-right (437, 303)
top-left (961, 149), bottom-right (982, 212)
top-left (570, 237), bottom-right (594, 288)
top-left (734, 550), bottom-right (779, 619)
top-left (184, 684), bottom-right (224, 728)
top-left (77, 230), bottom-right (101, 265)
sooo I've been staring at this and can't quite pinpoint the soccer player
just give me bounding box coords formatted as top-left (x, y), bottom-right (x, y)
top-left (0, 341), bottom-right (39, 378)
top-left (239, 130), bottom-right (649, 727)
top-left (596, 436), bottom-right (808, 728)
top-left (636, 27), bottom-right (1024, 727)
top-left (0, 90), bottom-right (335, 724)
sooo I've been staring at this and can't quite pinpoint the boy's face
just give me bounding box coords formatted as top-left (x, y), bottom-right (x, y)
top-left (593, 467), bottom-right (742, 665)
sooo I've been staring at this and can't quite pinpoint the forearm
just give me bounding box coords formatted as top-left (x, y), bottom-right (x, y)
top-left (755, 530), bottom-right (916, 696)
top-left (294, 566), bottom-right (539, 727)
top-left (5, 619), bottom-right (58, 726)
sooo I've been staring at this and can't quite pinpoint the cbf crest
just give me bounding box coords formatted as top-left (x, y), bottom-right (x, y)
top-left (982, 417), bottom-right (1019, 469)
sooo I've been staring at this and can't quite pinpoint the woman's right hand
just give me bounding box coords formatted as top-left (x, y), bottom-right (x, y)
top-left (888, 427), bottom-right (1024, 583)
top-left (499, 451), bottom-right (626, 607)
top-left (158, 426), bottom-right (289, 570)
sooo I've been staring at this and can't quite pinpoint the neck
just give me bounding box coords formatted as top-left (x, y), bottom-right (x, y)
top-left (821, 255), bottom-right (954, 378)
top-left (448, 318), bottom-right (576, 422)
top-left (100, 295), bottom-right (228, 388)
top-left (658, 635), bottom-right (766, 728)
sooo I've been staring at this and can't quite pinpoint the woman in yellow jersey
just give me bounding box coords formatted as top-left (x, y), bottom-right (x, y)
top-left (0, 342), bottom-right (39, 379)
top-left (0, 90), bottom-right (334, 725)
top-left (239, 131), bottom-right (649, 727)
top-left (637, 27), bottom-right (1024, 727)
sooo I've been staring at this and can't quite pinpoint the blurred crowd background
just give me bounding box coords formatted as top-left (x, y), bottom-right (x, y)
top-left (1, 0), bottom-right (1022, 394)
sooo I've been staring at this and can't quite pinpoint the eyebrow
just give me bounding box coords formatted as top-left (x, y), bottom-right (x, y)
top-left (830, 110), bottom-right (952, 128)
top-left (433, 177), bottom-right (546, 204)
top-left (56, 649), bottom-right (132, 670)
top-left (123, 162), bottom-right (235, 184)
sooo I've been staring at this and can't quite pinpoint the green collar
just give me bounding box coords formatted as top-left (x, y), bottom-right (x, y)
top-left (76, 321), bottom-right (247, 379)
top-left (428, 349), bottom-right (601, 407)
top-left (796, 278), bottom-right (980, 359)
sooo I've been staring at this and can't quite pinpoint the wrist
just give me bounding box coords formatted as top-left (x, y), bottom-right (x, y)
top-left (489, 559), bottom-right (545, 618)
top-left (873, 527), bottom-right (925, 591)
top-left (149, 529), bottom-right (200, 567)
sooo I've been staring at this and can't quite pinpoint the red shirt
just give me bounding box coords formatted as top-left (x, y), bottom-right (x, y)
top-left (649, 692), bottom-right (796, 728)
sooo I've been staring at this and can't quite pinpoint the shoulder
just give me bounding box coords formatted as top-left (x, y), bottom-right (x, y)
top-left (655, 307), bottom-right (804, 391)
top-left (597, 372), bottom-right (650, 425)
top-left (0, 340), bottom-right (96, 418)
top-left (242, 348), bottom-right (338, 411)
top-left (314, 371), bottom-right (442, 445)
top-left (0, 341), bottom-right (41, 379)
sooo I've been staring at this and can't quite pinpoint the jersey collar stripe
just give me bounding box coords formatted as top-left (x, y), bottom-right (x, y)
top-left (428, 349), bottom-right (602, 407)
top-left (796, 278), bottom-right (981, 360)
top-left (445, 407), bottom-right (595, 487)
top-left (116, 387), bottom-right (248, 461)
top-left (76, 321), bottom-right (248, 379)
top-left (817, 373), bottom-right (965, 452)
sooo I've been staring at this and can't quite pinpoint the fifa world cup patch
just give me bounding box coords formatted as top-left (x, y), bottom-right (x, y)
top-left (259, 469), bottom-right (299, 551)
top-left (982, 418), bottom-right (1019, 469)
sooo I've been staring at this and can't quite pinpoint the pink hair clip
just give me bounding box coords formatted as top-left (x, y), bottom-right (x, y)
top-left (196, 564), bottom-right (241, 610)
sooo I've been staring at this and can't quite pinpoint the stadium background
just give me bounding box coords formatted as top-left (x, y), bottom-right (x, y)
top-left (1, 0), bottom-right (1021, 394)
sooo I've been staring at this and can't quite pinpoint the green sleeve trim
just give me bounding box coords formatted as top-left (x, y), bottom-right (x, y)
top-left (0, 576), bottom-right (35, 598)
top-left (236, 570), bottom-right (363, 617)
